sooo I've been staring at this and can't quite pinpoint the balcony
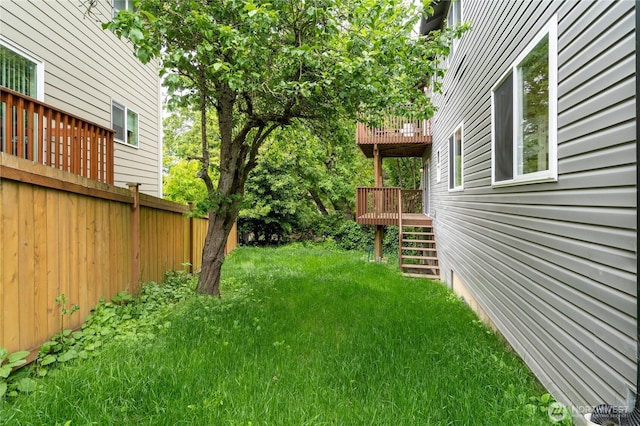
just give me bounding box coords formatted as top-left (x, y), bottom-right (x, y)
top-left (356, 117), bottom-right (432, 158)
top-left (355, 187), bottom-right (431, 227)
top-left (1, 88), bottom-right (114, 184)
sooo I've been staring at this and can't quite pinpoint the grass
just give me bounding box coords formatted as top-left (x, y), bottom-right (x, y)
top-left (1, 245), bottom-right (554, 425)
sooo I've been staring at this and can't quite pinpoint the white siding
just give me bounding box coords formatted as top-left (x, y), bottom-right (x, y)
top-left (0, 0), bottom-right (162, 196)
top-left (428, 0), bottom-right (636, 409)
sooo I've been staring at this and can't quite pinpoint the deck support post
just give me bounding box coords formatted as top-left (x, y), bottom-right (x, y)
top-left (373, 144), bottom-right (382, 187)
top-left (374, 225), bottom-right (384, 261)
top-left (373, 144), bottom-right (384, 261)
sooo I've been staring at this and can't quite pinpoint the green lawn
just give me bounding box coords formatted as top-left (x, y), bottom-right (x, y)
top-left (1, 245), bottom-right (554, 425)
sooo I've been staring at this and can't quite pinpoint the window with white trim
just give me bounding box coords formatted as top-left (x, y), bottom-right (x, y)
top-left (112, 101), bottom-right (139, 147)
top-left (113, 0), bottom-right (135, 15)
top-left (0, 41), bottom-right (44, 100)
top-left (491, 16), bottom-right (557, 186)
top-left (448, 124), bottom-right (463, 191)
top-left (446, 0), bottom-right (463, 62)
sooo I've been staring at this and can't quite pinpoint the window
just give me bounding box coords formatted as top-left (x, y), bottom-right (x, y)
top-left (446, 0), bottom-right (463, 61)
top-left (491, 16), bottom-right (557, 186)
top-left (113, 0), bottom-right (135, 15)
top-left (436, 149), bottom-right (441, 183)
top-left (112, 101), bottom-right (139, 147)
top-left (0, 41), bottom-right (44, 100)
top-left (448, 124), bottom-right (463, 191)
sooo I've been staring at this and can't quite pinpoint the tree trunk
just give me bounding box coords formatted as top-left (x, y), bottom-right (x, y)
top-left (309, 189), bottom-right (329, 215)
top-left (198, 208), bottom-right (237, 296)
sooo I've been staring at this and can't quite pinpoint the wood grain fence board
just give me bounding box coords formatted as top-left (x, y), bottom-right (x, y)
top-left (85, 195), bottom-right (96, 328)
top-left (0, 178), bottom-right (4, 347)
top-left (33, 186), bottom-right (48, 345)
top-left (95, 198), bottom-right (105, 309)
top-left (77, 194), bottom-right (89, 323)
top-left (108, 201), bottom-right (118, 296)
top-left (69, 194), bottom-right (80, 324)
top-left (45, 188), bottom-right (60, 342)
top-left (60, 192), bottom-right (71, 326)
top-left (2, 181), bottom-right (20, 350)
top-left (18, 181), bottom-right (36, 350)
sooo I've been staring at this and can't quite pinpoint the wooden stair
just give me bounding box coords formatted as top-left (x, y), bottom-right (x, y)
top-left (399, 225), bottom-right (440, 279)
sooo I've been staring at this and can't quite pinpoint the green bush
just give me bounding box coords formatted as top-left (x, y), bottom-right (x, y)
top-left (332, 220), bottom-right (373, 251)
top-left (383, 225), bottom-right (399, 255)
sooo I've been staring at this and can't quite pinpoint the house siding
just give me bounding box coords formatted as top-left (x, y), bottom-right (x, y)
top-left (428, 0), bottom-right (636, 409)
top-left (0, 0), bottom-right (162, 196)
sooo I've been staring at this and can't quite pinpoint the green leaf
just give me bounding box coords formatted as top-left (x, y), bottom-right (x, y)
top-left (6, 358), bottom-right (26, 369)
top-left (40, 354), bottom-right (57, 366)
top-left (0, 382), bottom-right (7, 398)
top-left (129, 28), bottom-right (144, 43)
top-left (17, 378), bottom-right (37, 393)
top-left (8, 351), bottom-right (29, 364)
top-left (57, 350), bottom-right (78, 363)
top-left (0, 348), bottom-right (7, 362)
top-left (0, 365), bottom-right (11, 378)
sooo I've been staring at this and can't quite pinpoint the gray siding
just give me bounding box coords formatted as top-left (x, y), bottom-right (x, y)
top-left (0, 0), bottom-right (162, 196)
top-left (428, 0), bottom-right (636, 409)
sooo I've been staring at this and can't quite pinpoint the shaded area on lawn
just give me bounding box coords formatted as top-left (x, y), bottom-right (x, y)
top-left (1, 245), bottom-right (556, 425)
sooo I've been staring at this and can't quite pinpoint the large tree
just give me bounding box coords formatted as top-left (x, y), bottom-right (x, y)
top-left (105, 0), bottom-right (464, 295)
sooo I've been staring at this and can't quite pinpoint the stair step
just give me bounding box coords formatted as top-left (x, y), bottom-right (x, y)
top-left (401, 239), bottom-right (434, 244)
top-left (402, 231), bottom-right (434, 236)
top-left (402, 272), bottom-right (440, 279)
top-left (401, 246), bottom-right (436, 251)
top-left (401, 263), bottom-right (440, 270)
top-left (401, 255), bottom-right (438, 260)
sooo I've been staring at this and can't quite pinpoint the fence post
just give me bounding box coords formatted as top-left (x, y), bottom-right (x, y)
top-left (128, 183), bottom-right (141, 292)
top-left (188, 202), bottom-right (194, 274)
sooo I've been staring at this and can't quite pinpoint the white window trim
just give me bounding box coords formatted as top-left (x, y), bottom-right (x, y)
top-left (113, 0), bottom-right (135, 16)
top-left (436, 149), bottom-right (441, 183)
top-left (112, 100), bottom-right (139, 148)
top-left (0, 37), bottom-right (45, 101)
top-left (446, 0), bottom-right (464, 66)
top-left (491, 15), bottom-right (558, 187)
top-left (448, 122), bottom-right (464, 192)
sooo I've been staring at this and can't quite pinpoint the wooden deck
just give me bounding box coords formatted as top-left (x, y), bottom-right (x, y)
top-left (355, 212), bottom-right (431, 227)
top-left (355, 187), bottom-right (429, 226)
top-left (356, 119), bottom-right (432, 158)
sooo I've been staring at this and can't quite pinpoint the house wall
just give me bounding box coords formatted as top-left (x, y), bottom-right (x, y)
top-left (427, 0), bottom-right (636, 410)
top-left (0, 0), bottom-right (162, 196)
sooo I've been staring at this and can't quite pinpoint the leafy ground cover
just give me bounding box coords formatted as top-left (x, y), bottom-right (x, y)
top-left (1, 245), bottom-right (558, 425)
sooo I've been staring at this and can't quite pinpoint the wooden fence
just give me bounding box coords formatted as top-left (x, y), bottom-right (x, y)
top-left (0, 153), bottom-right (236, 355)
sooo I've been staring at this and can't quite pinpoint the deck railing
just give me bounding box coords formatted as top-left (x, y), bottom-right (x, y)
top-left (356, 117), bottom-right (432, 144)
top-left (356, 187), bottom-right (400, 225)
top-left (356, 187), bottom-right (424, 226)
top-left (401, 189), bottom-right (423, 214)
top-left (1, 87), bottom-right (114, 184)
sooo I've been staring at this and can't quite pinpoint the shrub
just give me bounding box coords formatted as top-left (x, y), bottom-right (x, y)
top-left (333, 220), bottom-right (373, 251)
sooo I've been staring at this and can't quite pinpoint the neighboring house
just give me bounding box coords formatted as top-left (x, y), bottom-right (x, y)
top-left (357, 0), bottom-right (637, 418)
top-left (0, 0), bottom-right (162, 196)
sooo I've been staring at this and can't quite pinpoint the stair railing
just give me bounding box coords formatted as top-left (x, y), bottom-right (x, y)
top-left (397, 187), bottom-right (403, 264)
